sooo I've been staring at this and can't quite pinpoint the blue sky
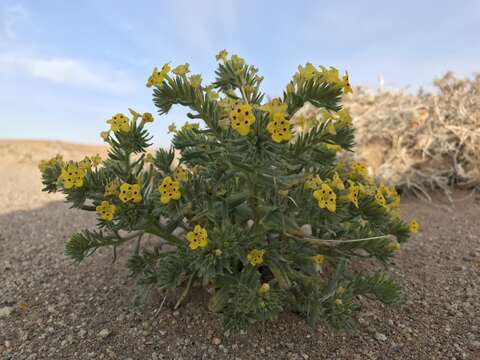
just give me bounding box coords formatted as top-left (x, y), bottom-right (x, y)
top-left (1, 0), bottom-right (479, 146)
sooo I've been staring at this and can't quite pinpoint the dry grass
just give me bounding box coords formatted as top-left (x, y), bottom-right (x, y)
top-left (300, 72), bottom-right (480, 198)
top-left (349, 73), bottom-right (480, 197)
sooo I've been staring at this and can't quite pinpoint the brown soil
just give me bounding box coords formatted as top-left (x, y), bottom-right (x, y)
top-left (1, 140), bottom-right (479, 360)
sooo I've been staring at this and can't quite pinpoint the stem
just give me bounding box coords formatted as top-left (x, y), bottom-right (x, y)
top-left (174, 271), bottom-right (197, 309)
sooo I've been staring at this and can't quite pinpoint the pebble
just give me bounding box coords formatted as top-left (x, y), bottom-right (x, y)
top-left (212, 337), bottom-right (222, 346)
top-left (98, 329), bottom-right (111, 338)
top-left (375, 332), bottom-right (387, 342)
top-left (470, 340), bottom-right (480, 350)
top-left (0, 306), bottom-right (14, 318)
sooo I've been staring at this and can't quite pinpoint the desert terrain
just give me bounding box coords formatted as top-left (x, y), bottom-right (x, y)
top-left (1, 140), bottom-right (479, 359)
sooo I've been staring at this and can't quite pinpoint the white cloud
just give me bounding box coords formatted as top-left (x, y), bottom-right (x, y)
top-left (0, 52), bottom-right (134, 93)
top-left (1, 3), bottom-right (28, 40)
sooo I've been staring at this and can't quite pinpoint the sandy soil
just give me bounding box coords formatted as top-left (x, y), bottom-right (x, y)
top-left (0, 140), bottom-right (479, 360)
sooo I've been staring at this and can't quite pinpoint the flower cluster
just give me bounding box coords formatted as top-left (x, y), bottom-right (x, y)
top-left (59, 164), bottom-right (85, 189)
top-left (313, 183), bottom-right (337, 212)
top-left (107, 113), bottom-right (130, 133)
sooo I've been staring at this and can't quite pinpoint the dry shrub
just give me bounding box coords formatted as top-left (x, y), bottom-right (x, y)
top-left (299, 72), bottom-right (480, 198)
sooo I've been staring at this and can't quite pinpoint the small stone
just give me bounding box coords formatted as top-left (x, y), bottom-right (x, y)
top-left (79, 329), bottom-right (87, 337)
top-left (98, 329), bottom-right (111, 339)
top-left (212, 337), bottom-right (222, 346)
top-left (0, 306), bottom-right (14, 318)
top-left (470, 340), bottom-right (480, 350)
top-left (172, 310), bottom-right (180, 317)
top-left (159, 330), bottom-right (167, 336)
top-left (375, 332), bottom-right (387, 342)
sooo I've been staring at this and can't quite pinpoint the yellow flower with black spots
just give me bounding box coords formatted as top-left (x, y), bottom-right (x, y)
top-left (107, 113), bottom-right (130, 133)
top-left (146, 63), bottom-right (170, 88)
top-left (375, 189), bottom-right (387, 208)
top-left (346, 181), bottom-right (360, 208)
top-left (104, 180), bottom-right (120, 196)
top-left (409, 218), bottom-right (419, 233)
top-left (174, 166), bottom-right (189, 183)
top-left (247, 249), bottom-right (265, 266)
top-left (313, 183), bottom-right (337, 212)
top-left (119, 183), bottom-right (142, 203)
top-left (159, 176), bottom-right (181, 204)
top-left (342, 71), bottom-right (353, 94)
top-left (59, 164), bottom-right (85, 189)
top-left (229, 103), bottom-right (256, 136)
top-left (266, 112), bottom-right (292, 143)
top-left (140, 112), bottom-right (154, 125)
top-left (96, 201), bottom-right (116, 221)
top-left (304, 175), bottom-right (323, 190)
top-left (186, 225), bottom-right (208, 250)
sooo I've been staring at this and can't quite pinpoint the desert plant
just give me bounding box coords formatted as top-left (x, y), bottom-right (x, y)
top-left (39, 51), bottom-right (418, 331)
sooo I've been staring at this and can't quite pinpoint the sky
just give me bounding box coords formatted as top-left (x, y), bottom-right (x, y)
top-left (1, 0), bottom-right (479, 146)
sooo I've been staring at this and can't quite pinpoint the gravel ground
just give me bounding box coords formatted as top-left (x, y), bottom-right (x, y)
top-left (1, 141), bottom-right (479, 360)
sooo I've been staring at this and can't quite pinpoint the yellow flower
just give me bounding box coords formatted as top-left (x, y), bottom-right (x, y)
top-left (174, 166), bottom-right (189, 183)
top-left (335, 299), bottom-right (343, 306)
top-left (230, 54), bottom-right (245, 67)
top-left (319, 66), bottom-right (341, 85)
top-left (100, 131), bottom-right (110, 141)
top-left (186, 225), bottom-right (208, 250)
top-left (107, 113), bottom-right (130, 132)
top-left (386, 242), bottom-right (401, 251)
top-left (168, 123), bottom-right (177, 134)
top-left (214, 249), bottom-right (223, 256)
top-left (78, 157), bottom-right (92, 171)
top-left (104, 180), bottom-right (120, 196)
top-left (375, 189), bottom-right (387, 208)
top-left (90, 154), bottom-right (102, 167)
top-left (325, 144), bottom-right (343, 152)
top-left (145, 153), bottom-right (155, 164)
top-left (259, 98), bottom-right (288, 116)
top-left (146, 63), bottom-right (170, 88)
top-left (298, 62), bottom-right (319, 80)
top-left (266, 112), bottom-right (292, 143)
top-left (342, 71), bottom-right (353, 94)
top-left (189, 74), bottom-right (202, 88)
top-left (159, 176), bottom-right (181, 204)
top-left (310, 254), bottom-right (325, 265)
top-left (172, 63), bottom-right (190, 76)
top-left (119, 183), bottom-right (142, 203)
top-left (409, 218), bottom-right (419, 233)
top-left (128, 108), bottom-right (141, 122)
top-left (96, 201), bottom-right (116, 221)
top-left (346, 181), bottom-right (360, 208)
top-left (204, 86), bottom-right (219, 100)
top-left (336, 109), bottom-right (353, 128)
top-left (215, 49), bottom-right (228, 62)
top-left (229, 103), bottom-right (256, 136)
top-left (304, 175), bottom-right (323, 190)
top-left (247, 249), bottom-right (265, 266)
top-left (141, 112), bottom-right (154, 125)
top-left (59, 164), bottom-right (85, 189)
top-left (313, 183), bottom-right (337, 212)
top-left (336, 287), bottom-right (346, 295)
top-left (331, 172), bottom-right (345, 190)
top-left (259, 283), bottom-right (270, 295)
top-left (254, 75), bottom-right (264, 83)
top-left (182, 121), bottom-right (199, 131)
